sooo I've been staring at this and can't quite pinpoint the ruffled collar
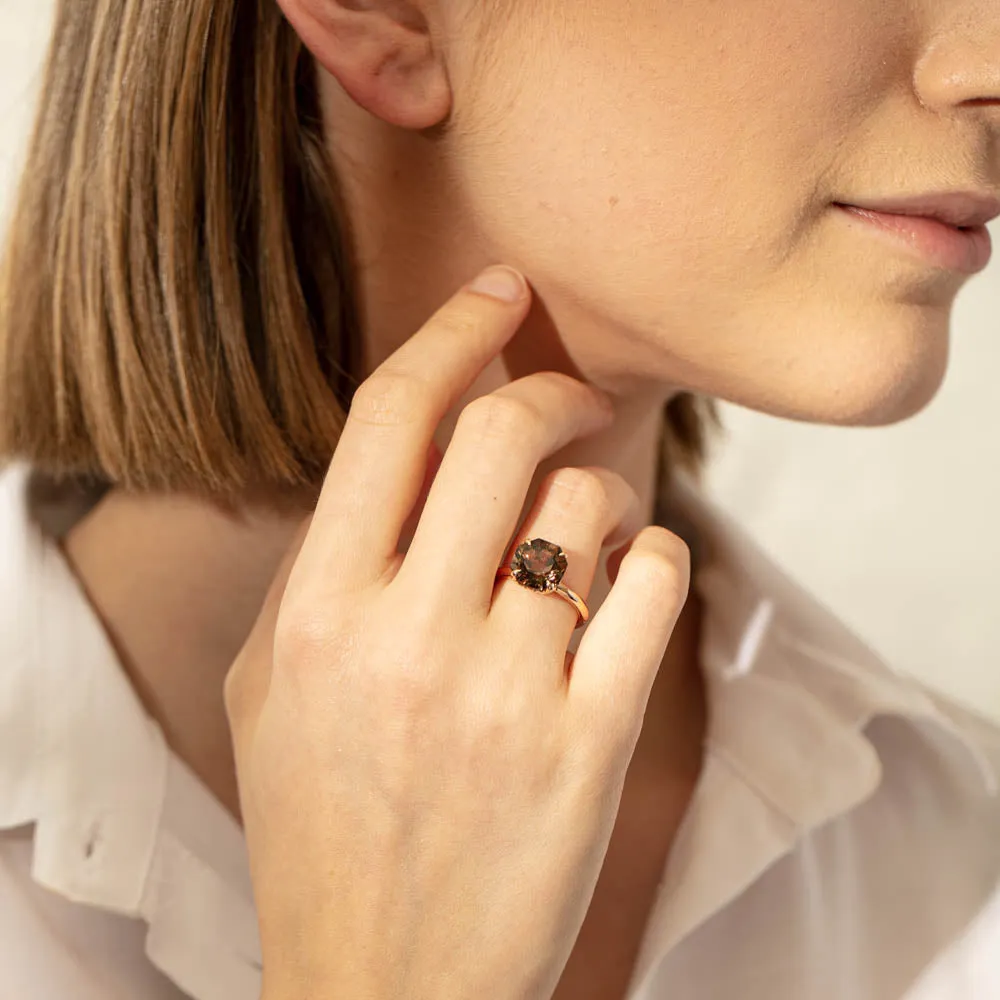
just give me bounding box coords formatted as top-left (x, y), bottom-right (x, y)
top-left (0, 459), bottom-right (996, 1000)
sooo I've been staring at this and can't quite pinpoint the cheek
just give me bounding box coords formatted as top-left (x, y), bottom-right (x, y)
top-left (448, 0), bottom-right (928, 419)
top-left (454, 0), bottom-right (903, 290)
top-left (455, 64), bottom-right (786, 346)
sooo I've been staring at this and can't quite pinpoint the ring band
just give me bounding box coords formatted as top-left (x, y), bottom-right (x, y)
top-left (495, 538), bottom-right (590, 628)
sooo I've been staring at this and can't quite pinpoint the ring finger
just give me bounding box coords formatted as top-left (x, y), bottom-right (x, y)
top-left (490, 465), bottom-right (644, 651)
top-left (395, 372), bottom-right (616, 610)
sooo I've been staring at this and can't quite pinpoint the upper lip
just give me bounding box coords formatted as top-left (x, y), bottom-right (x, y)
top-left (836, 192), bottom-right (1000, 229)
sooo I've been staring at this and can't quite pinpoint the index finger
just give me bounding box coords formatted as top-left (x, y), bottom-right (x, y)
top-left (293, 266), bottom-right (532, 592)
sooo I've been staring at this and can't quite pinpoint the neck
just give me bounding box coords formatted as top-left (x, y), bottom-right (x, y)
top-left (56, 75), bottom-right (708, 822)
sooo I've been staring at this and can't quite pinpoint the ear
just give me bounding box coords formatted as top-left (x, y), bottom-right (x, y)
top-left (275, 0), bottom-right (451, 130)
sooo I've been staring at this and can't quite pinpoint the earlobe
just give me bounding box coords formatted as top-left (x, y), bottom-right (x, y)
top-left (275, 0), bottom-right (451, 130)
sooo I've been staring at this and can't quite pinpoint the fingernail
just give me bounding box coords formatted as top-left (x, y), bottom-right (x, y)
top-left (468, 266), bottom-right (527, 303)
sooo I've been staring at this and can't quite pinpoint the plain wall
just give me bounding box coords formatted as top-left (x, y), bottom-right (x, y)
top-left (2, 0), bottom-right (998, 719)
top-left (702, 266), bottom-right (999, 720)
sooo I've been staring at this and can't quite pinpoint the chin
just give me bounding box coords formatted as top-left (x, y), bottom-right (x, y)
top-left (839, 309), bottom-right (953, 426)
top-left (859, 361), bottom-right (950, 426)
top-left (696, 306), bottom-right (953, 429)
top-left (780, 350), bottom-right (950, 428)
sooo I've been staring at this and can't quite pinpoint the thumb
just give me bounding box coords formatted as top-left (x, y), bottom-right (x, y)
top-left (230, 438), bottom-right (443, 729)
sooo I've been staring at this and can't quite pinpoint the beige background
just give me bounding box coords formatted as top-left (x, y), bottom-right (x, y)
top-left (2, 0), bottom-right (998, 719)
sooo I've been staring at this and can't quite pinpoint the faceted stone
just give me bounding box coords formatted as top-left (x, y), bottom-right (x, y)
top-left (523, 544), bottom-right (556, 575)
top-left (511, 538), bottom-right (568, 592)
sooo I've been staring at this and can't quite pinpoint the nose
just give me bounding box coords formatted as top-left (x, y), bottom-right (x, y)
top-left (914, 13), bottom-right (1000, 130)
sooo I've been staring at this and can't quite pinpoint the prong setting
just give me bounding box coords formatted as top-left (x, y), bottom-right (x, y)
top-left (510, 538), bottom-right (569, 593)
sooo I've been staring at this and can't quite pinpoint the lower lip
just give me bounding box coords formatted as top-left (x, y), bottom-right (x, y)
top-left (833, 203), bottom-right (992, 275)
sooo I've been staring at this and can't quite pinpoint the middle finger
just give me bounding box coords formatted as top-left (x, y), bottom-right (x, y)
top-left (490, 464), bottom-right (644, 647)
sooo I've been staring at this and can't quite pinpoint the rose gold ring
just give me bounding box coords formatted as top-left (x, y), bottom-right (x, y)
top-left (495, 538), bottom-right (590, 628)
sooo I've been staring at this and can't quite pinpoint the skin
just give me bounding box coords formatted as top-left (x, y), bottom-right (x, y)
top-left (59, 0), bottom-right (998, 991)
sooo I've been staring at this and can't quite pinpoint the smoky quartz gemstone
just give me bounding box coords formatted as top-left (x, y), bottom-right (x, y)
top-left (510, 538), bottom-right (569, 592)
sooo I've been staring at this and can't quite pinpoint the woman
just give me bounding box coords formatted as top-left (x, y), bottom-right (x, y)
top-left (0, 0), bottom-right (998, 997)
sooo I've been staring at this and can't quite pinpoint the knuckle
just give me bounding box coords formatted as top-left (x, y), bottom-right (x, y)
top-left (544, 467), bottom-right (613, 525)
top-left (381, 640), bottom-right (440, 696)
top-left (434, 309), bottom-right (480, 341)
top-left (643, 523), bottom-right (691, 557)
top-left (350, 369), bottom-right (429, 427)
top-left (628, 528), bottom-right (691, 592)
top-left (367, 605), bottom-right (446, 701)
top-left (458, 393), bottom-right (543, 443)
top-left (374, 645), bottom-right (448, 729)
top-left (273, 603), bottom-right (338, 665)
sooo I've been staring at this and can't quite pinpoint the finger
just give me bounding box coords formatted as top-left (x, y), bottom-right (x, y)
top-left (566, 526), bottom-right (691, 750)
top-left (294, 266), bottom-right (532, 592)
top-left (393, 371), bottom-right (616, 612)
top-left (489, 465), bottom-right (645, 652)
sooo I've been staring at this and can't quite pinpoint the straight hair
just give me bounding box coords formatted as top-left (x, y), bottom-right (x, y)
top-left (0, 0), bottom-right (725, 510)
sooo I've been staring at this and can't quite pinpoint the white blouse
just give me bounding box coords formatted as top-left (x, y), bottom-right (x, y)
top-left (0, 458), bottom-right (998, 1000)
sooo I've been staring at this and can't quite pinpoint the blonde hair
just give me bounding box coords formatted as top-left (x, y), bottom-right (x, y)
top-left (0, 0), bottom-right (725, 508)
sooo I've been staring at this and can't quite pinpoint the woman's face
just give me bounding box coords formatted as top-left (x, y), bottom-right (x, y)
top-left (433, 0), bottom-right (1000, 424)
top-left (301, 0), bottom-right (1000, 427)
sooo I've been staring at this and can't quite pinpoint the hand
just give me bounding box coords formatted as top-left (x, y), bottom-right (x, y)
top-left (224, 265), bottom-right (692, 1000)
